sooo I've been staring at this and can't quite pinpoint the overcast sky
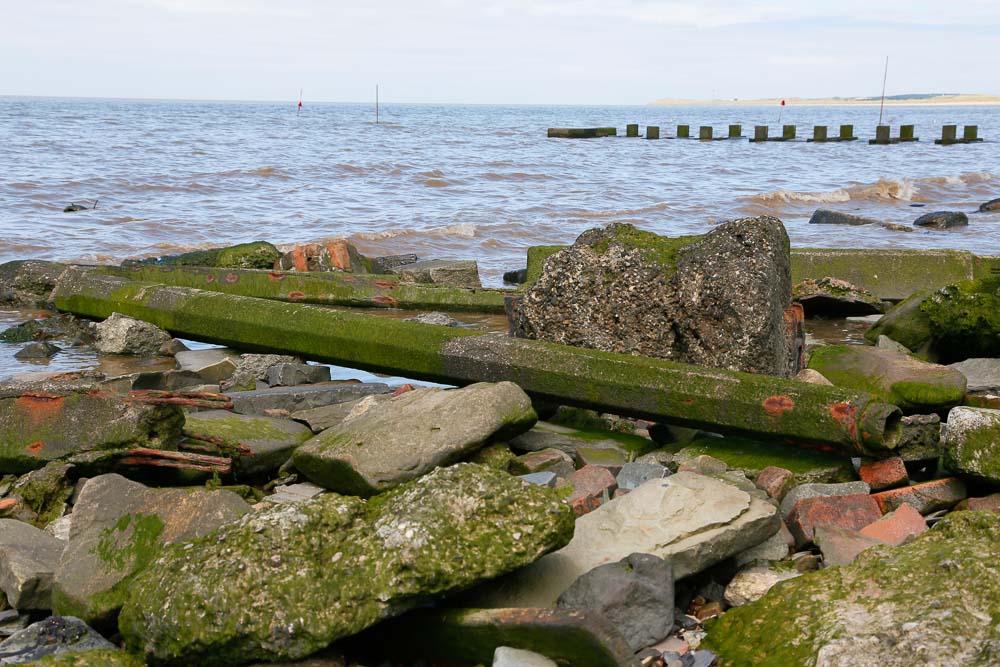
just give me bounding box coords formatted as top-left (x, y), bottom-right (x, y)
top-left (3, 1), bottom-right (998, 104)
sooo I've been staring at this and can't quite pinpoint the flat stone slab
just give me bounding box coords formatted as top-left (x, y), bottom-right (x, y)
top-left (174, 349), bottom-right (238, 384)
top-left (183, 410), bottom-right (313, 476)
top-left (389, 259), bottom-right (483, 289)
top-left (51, 473), bottom-right (250, 629)
top-left (0, 519), bottom-right (65, 610)
top-left (225, 382), bottom-right (389, 415)
top-left (475, 471), bottom-right (779, 607)
top-left (266, 363), bottom-right (331, 387)
top-left (949, 358), bottom-right (1000, 394)
top-left (293, 382), bottom-right (536, 495)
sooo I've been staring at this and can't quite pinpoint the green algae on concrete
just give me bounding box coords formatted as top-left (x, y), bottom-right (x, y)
top-left (666, 436), bottom-right (855, 484)
top-left (118, 464), bottom-right (575, 666)
top-left (52, 271), bottom-right (902, 454)
top-left (808, 344), bottom-right (966, 414)
top-left (864, 291), bottom-right (934, 354)
top-left (97, 264), bottom-right (509, 313)
top-left (702, 510), bottom-right (1000, 667)
top-left (16, 649), bottom-right (147, 667)
top-left (124, 241), bottom-right (281, 270)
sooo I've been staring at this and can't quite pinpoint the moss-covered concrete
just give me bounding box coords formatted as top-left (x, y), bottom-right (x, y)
top-left (665, 436), bottom-right (855, 483)
top-left (97, 264), bottom-right (509, 313)
top-left (124, 241), bottom-right (280, 270)
top-left (703, 511), bottom-right (1000, 666)
top-left (118, 464), bottom-right (575, 666)
top-left (918, 276), bottom-right (1000, 362)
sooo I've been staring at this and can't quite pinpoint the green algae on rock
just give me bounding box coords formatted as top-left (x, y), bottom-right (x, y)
top-left (183, 409), bottom-right (313, 476)
top-left (123, 241), bottom-right (281, 270)
top-left (15, 649), bottom-right (147, 667)
top-left (666, 436), bottom-right (855, 484)
top-left (118, 463), bottom-right (574, 666)
top-left (703, 510), bottom-right (1000, 666)
top-left (942, 406), bottom-right (1000, 485)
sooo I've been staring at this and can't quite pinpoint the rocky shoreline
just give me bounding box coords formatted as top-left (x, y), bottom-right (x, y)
top-left (1, 213), bottom-right (998, 666)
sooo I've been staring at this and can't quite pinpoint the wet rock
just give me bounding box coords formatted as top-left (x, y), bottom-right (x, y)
top-left (949, 358), bottom-right (1000, 394)
top-left (389, 259), bottom-right (482, 288)
top-left (779, 481), bottom-right (870, 519)
top-left (275, 240), bottom-right (371, 273)
top-left (226, 382), bottom-right (389, 416)
top-left (807, 344), bottom-right (966, 413)
top-left (158, 338), bottom-right (188, 357)
top-left (560, 465), bottom-right (618, 516)
top-left (703, 511), bottom-right (1000, 666)
top-left (13, 343), bottom-right (59, 360)
top-left (404, 312), bottom-right (462, 327)
top-left (124, 241), bottom-right (281, 270)
top-left (813, 524), bottom-right (885, 566)
top-left (223, 353), bottom-right (301, 392)
top-left (792, 277), bottom-right (883, 317)
top-left (918, 278), bottom-right (1000, 362)
top-left (0, 378), bottom-right (183, 475)
top-left (979, 197), bottom-right (1000, 212)
top-left (942, 406), bottom-right (1000, 484)
top-left (912, 210), bottom-right (969, 229)
top-left (557, 552), bottom-right (675, 652)
top-left (511, 217), bottom-right (793, 376)
top-left (51, 474), bottom-right (250, 629)
top-left (294, 382), bottom-right (536, 496)
top-left (724, 563), bottom-right (799, 607)
top-left (859, 503), bottom-right (926, 546)
top-left (0, 519), bottom-right (64, 610)
top-left (858, 456), bottom-right (908, 491)
top-left (371, 253), bottom-right (418, 274)
top-left (871, 477), bottom-right (967, 514)
top-left (0, 616), bottom-right (115, 664)
top-left (881, 222), bottom-right (914, 233)
top-left (0, 261), bottom-right (66, 308)
top-left (0, 316), bottom-right (90, 346)
top-left (183, 410), bottom-right (313, 476)
top-left (174, 349), bottom-right (237, 384)
top-left (574, 446), bottom-right (626, 474)
top-left (93, 313), bottom-right (171, 356)
top-left (118, 464), bottom-right (574, 665)
top-left (786, 494), bottom-right (882, 547)
top-left (807, 209), bottom-right (880, 226)
top-left (266, 363), bottom-right (331, 387)
top-left (475, 472), bottom-right (779, 607)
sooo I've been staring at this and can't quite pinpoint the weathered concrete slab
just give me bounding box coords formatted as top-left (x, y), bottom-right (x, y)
top-left (183, 410), bottom-right (313, 475)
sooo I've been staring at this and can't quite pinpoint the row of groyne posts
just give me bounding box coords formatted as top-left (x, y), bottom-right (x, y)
top-left (548, 123), bottom-right (985, 144)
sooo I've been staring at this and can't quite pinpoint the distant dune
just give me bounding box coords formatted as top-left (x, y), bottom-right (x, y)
top-left (650, 94), bottom-right (1000, 107)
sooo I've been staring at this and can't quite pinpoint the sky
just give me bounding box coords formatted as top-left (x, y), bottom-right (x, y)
top-left (3, 1), bottom-right (999, 104)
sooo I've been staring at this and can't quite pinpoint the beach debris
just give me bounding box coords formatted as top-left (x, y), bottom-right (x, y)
top-left (807, 209), bottom-right (880, 226)
top-left (117, 464), bottom-right (574, 665)
top-left (913, 210), bottom-right (969, 229)
top-left (93, 312), bottom-right (171, 356)
top-left (871, 477), bottom-right (967, 514)
top-left (511, 217), bottom-right (794, 376)
top-left (51, 473), bottom-right (250, 630)
top-left (858, 456), bottom-right (908, 491)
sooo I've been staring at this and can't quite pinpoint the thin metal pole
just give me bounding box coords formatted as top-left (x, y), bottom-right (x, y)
top-left (878, 57), bottom-right (888, 125)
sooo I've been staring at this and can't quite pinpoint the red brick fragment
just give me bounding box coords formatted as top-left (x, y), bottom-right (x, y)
top-left (871, 478), bottom-right (967, 515)
top-left (860, 503), bottom-right (926, 546)
top-left (786, 493), bottom-right (882, 547)
top-left (858, 457), bottom-right (908, 491)
top-left (562, 465), bottom-right (617, 517)
top-left (755, 466), bottom-right (795, 501)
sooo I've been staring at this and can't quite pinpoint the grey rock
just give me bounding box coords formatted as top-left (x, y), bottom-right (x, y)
top-left (616, 462), bottom-right (669, 491)
top-left (519, 471), bottom-right (558, 487)
top-left (158, 338), bottom-right (189, 356)
top-left (174, 348), bottom-right (238, 383)
top-left (808, 209), bottom-right (880, 226)
top-left (13, 342), bottom-right (59, 360)
top-left (266, 363), bottom-right (332, 387)
top-left (942, 406), bottom-right (1000, 484)
top-left (897, 413), bottom-right (942, 462)
top-left (511, 217), bottom-right (792, 376)
top-left (293, 382), bottom-right (537, 496)
top-left (979, 197), bottom-right (1000, 212)
top-left (877, 335), bottom-right (911, 353)
top-left (475, 472), bottom-right (780, 607)
top-left (182, 410), bottom-right (313, 476)
top-left (372, 253), bottom-right (418, 274)
top-left (290, 394), bottom-right (393, 432)
top-left (793, 277), bottom-right (884, 317)
top-left (688, 650), bottom-right (718, 667)
top-left (123, 369), bottom-right (204, 391)
top-left (0, 260), bottom-right (66, 308)
top-left (734, 526), bottom-right (792, 566)
top-left (51, 474), bottom-right (250, 628)
top-left (780, 481), bottom-right (870, 519)
top-left (44, 516), bottom-right (72, 542)
top-left (913, 211), bottom-right (969, 229)
top-left (263, 482), bottom-right (326, 505)
top-left (404, 312), bottom-right (463, 327)
top-left (390, 259), bottom-right (482, 288)
top-left (949, 357), bottom-right (1000, 394)
top-left (493, 647), bottom-right (558, 667)
top-left (0, 616), bottom-right (115, 664)
top-left (94, 313), bottom-right (171, 356)
top-left (226, 382), bottom-right (389, 415)
top-left (223, 353), bottom-right (301, 391)
top-left (557, 552), bottom-right (675, 652)
top-left (0, 520), bottom-right (65, 611)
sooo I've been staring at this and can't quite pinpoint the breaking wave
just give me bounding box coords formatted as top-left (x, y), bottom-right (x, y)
top-left (748, 172), bottom-right (997, 208)
top-left (352, 223), bottom-right (476, 241)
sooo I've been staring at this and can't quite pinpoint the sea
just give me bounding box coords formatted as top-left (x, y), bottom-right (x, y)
top-left (0, 97), bottom-right (998, 378)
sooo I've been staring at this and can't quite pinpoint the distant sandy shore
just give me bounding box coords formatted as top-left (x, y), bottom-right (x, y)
top-left (650, 94), bottom-right (1000, 107)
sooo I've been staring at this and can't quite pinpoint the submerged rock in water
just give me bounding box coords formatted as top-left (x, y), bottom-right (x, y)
top-left (511, 217), bottom-right (792, 376)
top-left (913, 210), bottom-right (969, 229)
top-left (13, 342), bottom-right (60, 360)
top-left (808, 209), bottom-right (880, 226)
top-left (703, 511), bottom-right (1000, 666)
top-left (979, 197), bottom-right (1000, 212)
top-left (118, 464), bottom-right (574, 666)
